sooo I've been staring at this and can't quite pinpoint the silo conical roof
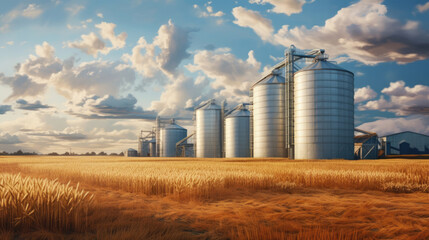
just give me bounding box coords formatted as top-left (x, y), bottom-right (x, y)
top-left (297, 60), bottom-right (353, 75)
top-left (252, 73), bottom-right (285, 88)
top-left (226, 108), bottom-right (250, 118)
top-left (198, 101), bottom-right (221, 110)
top-left (164, 122), bottom-right (186, 130)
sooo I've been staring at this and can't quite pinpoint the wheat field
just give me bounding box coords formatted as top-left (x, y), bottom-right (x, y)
top-left (0, 173), bottom-right (93, 232)
top-left (1, 156), bottom-right (429, 239)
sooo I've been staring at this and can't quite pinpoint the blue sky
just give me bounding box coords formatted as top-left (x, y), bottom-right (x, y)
top-left (0, 0), bottom-right (428, 153)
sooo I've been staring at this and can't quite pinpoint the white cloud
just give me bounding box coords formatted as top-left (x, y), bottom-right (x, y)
top-left (66, 5), bottom-right (84, 16)
top-left (149, 74), bottom-right (208, 117)
top-left (67, 32), bottom-right (106, 57)
top-left (249, 0), bottom-right (308, 16)
top-left (417, 2), bottom-right (429, 13)
top-left (17, 41), bottom-right (63, 83)
top-left (6, 41), bottom-right (14, 46)
top-left (123, 20), bottom-right (193, 80)
top-left (21, 4), bottom-right (43, 18)
top-left (51, 60), bottom-right (135, 99)
top-left (233, 1), bottom-right (429, 65)
top-left (186, 48), bottom-right (261, 104)
top-left (232, 7), bottom-right (273, 42)
top-left (95, 22), bottom-right (127, 49)
top-left (66, 19), bottom-right (92, 30)
top-left (354, 85), bottom-right (377, 103)
top-left (195, 3), bottom-right (225, 18)
top-left (0, 74), bottom-right (46, 101)
top-left (0, 4), bottom-right (43, 32)
top-left (358, 81), bottom-right (429, 115)
top-left (356, 71), bottom-right (364, 77)
top-left (97, 13), bottom-right (104, 18)
top-left (67, 21), bottom-right (127, 57)
top-left (358, 116), bottom-right (429, 136)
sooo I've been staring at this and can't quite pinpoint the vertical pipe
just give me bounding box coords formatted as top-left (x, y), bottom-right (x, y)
top-left (156, 116), bottom-right (160, 157)
top-left (249, 89), bottom-right (253, 158)
top-left (285, 46), bottom-right (295, 159)
top-left (221, 100), bottom-right (226, 158)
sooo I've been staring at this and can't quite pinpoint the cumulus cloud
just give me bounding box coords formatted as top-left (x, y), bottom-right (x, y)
top-left (67, 21), bottom-right (127, 57)
top-left (249, 0), bottom-right (308, 16)
top-left (67, 94), bottom-right (157, 119)
top-left (123, 20), bottom-right (194, 80)
top-left (194, 2), bottom-right (225, 19)
top-left (95, 22), bottom-right (127, 49)
top-left (0, 105), bottom-right (12, 114)
top-left (358, 116), bottom-right (429, 136)
top-left (149, 74), bottom-right (208, 117)
top-left (417, 2), bottom-right (429, 13)
top-left (354, 85), bottom-right (377, 103)
top-left (0, 42), bottom-right (67, 101)
top-left (0, 74), bottom-right (46, 101)
top-left (0, 132), bottom-right (22, 144)
top-left (358, 81), bottom-right (429, 115)
top-left (3, 41), bottom-right (136, 102)
top-left (233, 1), bottom-right (429, 65)
top-left (16, 41), bottom-right (63, 83)
top-left (0, 4), bottom-right (43, 32)
top-left (186, 48), bottom-right (261, 104)
top-left (67, 32), bottom-right (106, 57)
top-left (16, 99), bottom-right (52, 111)
top-left (52, 60), bottom-right (135, 98)
top-left (97, 13), bottom-right (104, 18)
top-left (232, 7), bottom-right (273, 42)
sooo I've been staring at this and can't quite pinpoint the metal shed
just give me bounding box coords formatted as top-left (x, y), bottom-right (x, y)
top-left (380, 131), bottom-right (429, 155)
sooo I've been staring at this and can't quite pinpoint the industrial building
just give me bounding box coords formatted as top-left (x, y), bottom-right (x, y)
top-left (128, 45), bottom-right (428, 160)
top-left (380, 131), bottom-right (429, 155)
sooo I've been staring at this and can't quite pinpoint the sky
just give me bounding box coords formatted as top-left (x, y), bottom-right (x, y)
top-left (0, 0), bottom-right (428, 154)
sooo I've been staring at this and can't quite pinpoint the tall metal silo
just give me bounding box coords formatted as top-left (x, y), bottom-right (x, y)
top-left (294, 59), bottom-right (354, 159)
top-left (149, 138), bottom-right (156, 157)
top-left (195, 100), bottom-right (222, 158)
top-left (138, 138), bottom-right (150, 157)
top-left (252, 73), bottom-right (286, 158)
top-left (160, 120), bottom-right (187, 157)
top-left (225, 106), bottom-right (250, 158)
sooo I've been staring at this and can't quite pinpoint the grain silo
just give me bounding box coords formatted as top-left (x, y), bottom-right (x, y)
top-left (149, 138), bottom-right (156, 157)
top-left (225, 105), bottom-right (250, 158)
top-left (138, 138), bottom-right (150, 157)
top-left (251, 73), bottom-right (286, 158)
top-left (195, 100), bottom-right (222, 158)
top-left (160, 120), bottom-right (187, 157)
top-left (294, 58), bottom-right (354, 159)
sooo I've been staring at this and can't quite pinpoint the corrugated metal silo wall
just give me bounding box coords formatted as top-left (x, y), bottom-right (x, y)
top-left (225, 115), bottom-right (250, 158)
top-left (160, 128), bottom-right (187, 157)
top-left (294, 68), bottom-right (354, 159)
top-left (196, 108), bottom-right (222, 158)
top-left (253, 83), bottom-right (286, 157)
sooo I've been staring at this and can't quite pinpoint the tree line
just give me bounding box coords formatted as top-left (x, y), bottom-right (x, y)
top-left (0, 150), bottom-right (124, 156)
